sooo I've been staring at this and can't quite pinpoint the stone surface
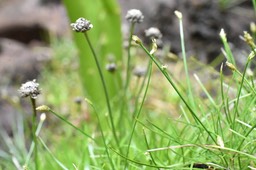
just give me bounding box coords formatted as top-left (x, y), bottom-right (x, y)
top-left (0, 0), bottom-right (68, 86)
top-left (0, 0), bottom-right (69, 43)
top-left (0, 38), bottom-right (51, 86)
top-left (120, 0), bottom-right (254, 64)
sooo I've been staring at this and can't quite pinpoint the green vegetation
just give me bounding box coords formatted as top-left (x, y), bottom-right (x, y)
top-left (63, 0), bottom-right (123, 108)
top-left (0, 1), bottom-right (256, 170)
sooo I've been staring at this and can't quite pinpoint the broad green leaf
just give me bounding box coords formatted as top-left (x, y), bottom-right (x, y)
top-left (63, 0), bottom-right (122, 109)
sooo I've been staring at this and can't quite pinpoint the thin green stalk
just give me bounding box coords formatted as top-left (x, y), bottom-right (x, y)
top-left (110, 147), bottom-right (185, 169)
top-left (177, 13), bottom-right (195, 109)
top-left (233, 68), bottom-right (256, 95)
top-left (233, 58), bottom-right (251, 129)
top-left (124, 23), bottom-right (135, 96)
top-left (132, 61), bottom-right (151, 119)
top-left (145, 119), bottom-right (181, 143)
top-left (194, 73), bottom-right (226, 136)
top-left (83, 33), bottom-right (119, 147)
top-left (142, 128), bottom-right (160, 170)
top-left (241, 94), bottom-right (256, 117)
top-left (252, 0), bottom-right (256, 15)
top-left (119, 23), bottom-right (135, 124)
top-left (124, 60), bottom-right (152, 169)
top-left (138, 42), bottom-right (216, 144)
top-left (220, 63), bottom-right (232, 124)
top-left (85, 99), bottom-right (115, 169)
top-left (25, 114), bottom-right (45, 166)
top-left (38, 137), bottom-right (69, 170)
top-left (236, 110), bottom-right (256, 168)
top-left (132, 77), bottom-right (141, 102)
top-left (30, 97), bottom-right (39, 170)
top-left (250, 75), bottom-right (255, 89)
top-left (48, 109), bottom-right (94, 141)
top-left (237, 122), bottom-right (256, 151)
top-left (194, 74), bottom-right (217, 108)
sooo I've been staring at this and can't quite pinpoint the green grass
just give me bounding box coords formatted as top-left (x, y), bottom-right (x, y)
top-left (1, 7), bottom-right (256, 170)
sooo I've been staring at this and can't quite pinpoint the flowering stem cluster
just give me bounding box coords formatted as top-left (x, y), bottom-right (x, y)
top-left (119, 22), bottom-right (135, 125)
top-left (19, 80), bottom-right (41, 169)
top-left (133, 36), bottom-right (217, 144)
top-left (70, 17), bottom-right (120, 148)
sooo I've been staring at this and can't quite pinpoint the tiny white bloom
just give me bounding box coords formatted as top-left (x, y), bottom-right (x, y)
top-left (70, 17), bottom-right (93, 32)
top-left (133, 66), bottom-right (147, 77)
top-left (19, 79), bottom-right (40, 99)
top-left (145, 27), bottom-right (162, 39)
top-left (126, 9), bottom-right (144, 23)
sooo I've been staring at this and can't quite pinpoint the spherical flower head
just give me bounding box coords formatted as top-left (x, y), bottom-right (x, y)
top-left (70, 17), bottom-right (93, 32)
top-left (106, 63), bottom-right (117, 73)
top-left (133, 66), bottom-right (146, 78)
top-left (19, 79), bottom-right (40, 99)
top-left (145, 27), bottom-right (162, 39)
top-left (74, 96), bottom-right (83, 105)
top-left (125, 9), bottom-right (144, 23)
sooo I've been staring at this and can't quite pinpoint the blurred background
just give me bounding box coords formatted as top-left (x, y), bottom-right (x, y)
top-left (0, 0), bottom-right (254, 135)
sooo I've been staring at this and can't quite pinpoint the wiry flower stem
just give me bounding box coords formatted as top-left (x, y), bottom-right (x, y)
top-left (124, 60), bottom-right (152, 169)
top-left (133, 36), bottom-right (217, 144)
top-left (175, 11), bottom-right (195, 109)
top-left (120, 22), bottom-right (135, 119)
top-left (18, 80), bottom-right (41, 170)
top-left (30, 97), bottom-right (39, 170)
top-left (83, 32), bottom-right (119, 148)
top-left (37, 105), bottom-right (94, 140)
top-left (125, 23), bottom-right (135, 96)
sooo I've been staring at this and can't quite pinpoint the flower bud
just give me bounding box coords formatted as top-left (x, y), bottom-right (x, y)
top-left (145, 27), bottom-right (162, 39)
top-left (19, 79), bottom-right (40, 99)
top-left (225, 61), bottom-right (236, 71)
top-left (125, 9), bottom-right (144, 23)
top-left (174, 10), bottom-right (182, 19)
top-left (36, 105), bottom-right (50, 112)
top-left (132, 35), bottom-right (142, 44)
top-left (70, 17), bottom-right (93, 32)
top-left (150, 39), bottom-right (157, 55)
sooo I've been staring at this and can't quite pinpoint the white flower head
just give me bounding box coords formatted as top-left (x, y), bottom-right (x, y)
top-left (19, 79), bottom-right (41, 99)
top-left (133, 66), bottom-right (147, 77)
top-left (106, 63), bottom-right (117, 73)
top-left (145, 27), bottom-right (162, 39)
top-left (125, 9), bottom-right (144, 23)
top-left (70, 17), bottom-right (93, 32)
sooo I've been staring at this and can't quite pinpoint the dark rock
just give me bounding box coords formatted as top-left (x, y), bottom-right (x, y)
top-left (0, 0), bottom-right (68, 85)
top-left (119, 0), bottom-right (254, 66)
top-left (0, 0), bottom-right (69, 45)
top-left (0, 38), bottom-right (51, 86)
